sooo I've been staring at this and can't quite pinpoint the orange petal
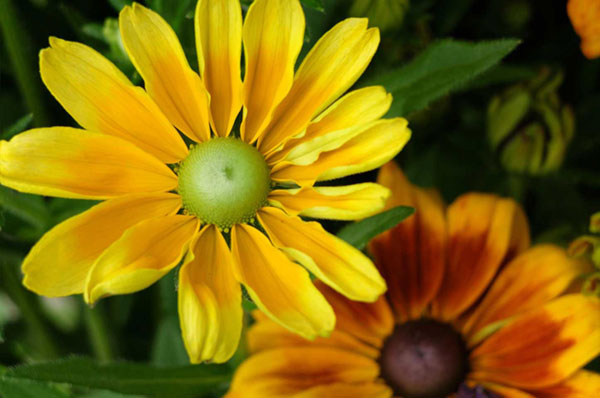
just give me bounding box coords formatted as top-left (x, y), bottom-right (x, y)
top-left (316, 283), bottom-right (394, 349)
top-left (248, 310), bottom-right (380, 359)
top-left (527, 370), bottom-right (600, 397)
top-left (461, 245), bottom-right (589, 346)
top-left (369, 162), bottom-right (446, 321)
top-left (470, 294), bottom-right (600, 389)
top-left (476, 383), bottom-right (536, 398)
top-left (432, 193), bottom-right (530, 320)
top-left (294, 382), bottom-right (392, 398)
top-left (226, 346), bottom-right (381, 398)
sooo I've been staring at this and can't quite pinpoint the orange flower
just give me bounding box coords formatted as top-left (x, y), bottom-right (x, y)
top-left (227, 161), bottom-right (600, 398)
top-left (568, 0), bottom-right (600, 59)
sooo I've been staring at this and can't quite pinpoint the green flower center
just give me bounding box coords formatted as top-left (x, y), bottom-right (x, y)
top-left (177, 137), bottom-right (271, 229)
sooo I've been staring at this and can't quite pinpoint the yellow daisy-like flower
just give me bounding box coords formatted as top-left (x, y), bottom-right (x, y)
top-left (0, 0), bottom-right (410, 363)
top-left (227, 162), bottom-right (600, 398)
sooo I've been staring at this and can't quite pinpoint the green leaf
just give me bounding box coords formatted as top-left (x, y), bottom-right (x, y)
top-left (337, 206), bottom-right (415, 250)
top-left (0, 186), bottom-right (49, 233)
top-left (301, 0), bottom-right (324, 11)
top-left (151, 316), bottom-right (189, 366)
top-left (1, 113), bottom-right (33, 140)
top-left (4, 357), bottom-right (232, 398)
top-left (107, 0), bottom-right (132, 12)
top-left (368, 39), bottom-right (521, 117)
top-left (0, 377), bottom-right (70, 398)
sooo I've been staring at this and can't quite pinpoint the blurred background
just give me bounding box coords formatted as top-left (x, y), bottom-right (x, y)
top-left (0, 0), bottom-right (598, 391)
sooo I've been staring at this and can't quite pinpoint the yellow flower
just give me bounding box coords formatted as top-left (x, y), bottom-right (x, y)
top-left (0, 0), bottom-right (410, 363)
top-left (227, 162), bottom-right (600, 398)
top-left (567, 0), bottom-right (600, 59)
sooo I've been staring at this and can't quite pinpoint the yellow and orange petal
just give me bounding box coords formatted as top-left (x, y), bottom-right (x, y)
top-left (22, 193), bottom-right (181, 297)
top-left (84, 215), bottom-right (198, 304)
top-left (369, 162), bottom-right (446, 321)
top-left (0, 128), bottom-right (177, 199)
top-left (120, 3), bottom-right (211, 142)
top-left (432, 192), bottom-right (530, 320)
top-left (39, 38), bottom-right (188, 163)
top-left (178, 225), bottom-right (242, 363)
top-left (470, 294), bottom-right (600, 389)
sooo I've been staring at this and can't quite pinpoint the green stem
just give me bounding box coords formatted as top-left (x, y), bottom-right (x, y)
top-left (0, 0), bottom-right (49, 126)
top-left (507, 173), bottom-right (527, 203)
top-left (83, 304), bottom-right (115, 363)
top-left (0, 254), bottom-right (58, 359)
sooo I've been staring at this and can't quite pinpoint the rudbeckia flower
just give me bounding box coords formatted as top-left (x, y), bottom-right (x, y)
top-left (227, 162), bottom-right (600, 398)
top-left (0, 0), bottom-right (410, 363)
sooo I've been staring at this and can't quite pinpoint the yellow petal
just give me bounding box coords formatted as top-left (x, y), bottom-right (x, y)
top-left (0, 127), bottom-right (177, 199)
top-left (268, 183), bottom-right (390, 220)
top-left (195, 0), bottom-right (243, 136)
top-left (268, 86), bottom-right (392, 163)
top-left (85, 215), bottom-right (198, 304)
top-left (241, 0), bottom-right (305, 143)
top-left (258, 18), bottom-right (380, 155)
top-left (316, 282), bottom-right (394, 349)
top-left (40, 37), bottom-right (187, 163)
top-left (470, 294), bottom-right (600, 389)
top-left (257, 207), bottom-right (386, 302)
top-left (119, 4), bottom-right (211, 142)
top-left (230, 224), bottom-right (334, 339)
top-left (271, 118), bottom-right (410, 186)
top-left (178, 225), bottom-right (242, 364)
top-left (22, 193), bottom-right (181, 297)
top-left (226, 347), bottom-right (381, 398)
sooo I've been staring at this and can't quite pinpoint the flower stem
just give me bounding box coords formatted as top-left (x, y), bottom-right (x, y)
top-left (83, 304), bottom-right (115, 363)
top-left (0, 252), bottom-right (58, 359)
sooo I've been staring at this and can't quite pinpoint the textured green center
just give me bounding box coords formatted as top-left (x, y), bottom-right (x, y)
top-left (177, 137), bottom-right (271, 228)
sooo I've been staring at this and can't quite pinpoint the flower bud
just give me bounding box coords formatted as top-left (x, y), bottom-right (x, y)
top-left (568, 213), bottom-right (600, 297)
top-left (487, 68), bottom-right (575, 175)
top-left (350, 0), bottom-right (409, 32)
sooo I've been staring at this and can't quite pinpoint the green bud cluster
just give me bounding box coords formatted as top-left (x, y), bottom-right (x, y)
top-left (487, 67), bottom-right (575, 175)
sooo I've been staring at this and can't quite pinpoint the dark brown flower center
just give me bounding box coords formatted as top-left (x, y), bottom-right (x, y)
top-left (378, 318), bottom-right (468, 398)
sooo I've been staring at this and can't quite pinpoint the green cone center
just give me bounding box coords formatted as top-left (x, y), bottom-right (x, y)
top-left (177, 137), bottom-right (271, 228)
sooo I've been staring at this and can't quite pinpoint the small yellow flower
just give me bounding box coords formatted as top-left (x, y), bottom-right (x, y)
top-left (567, 0), bottom-right (600, 59)
top-left (0, 0), bottom-right (411, 363)
top-left (227, 162), bottom-right (600, 398)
